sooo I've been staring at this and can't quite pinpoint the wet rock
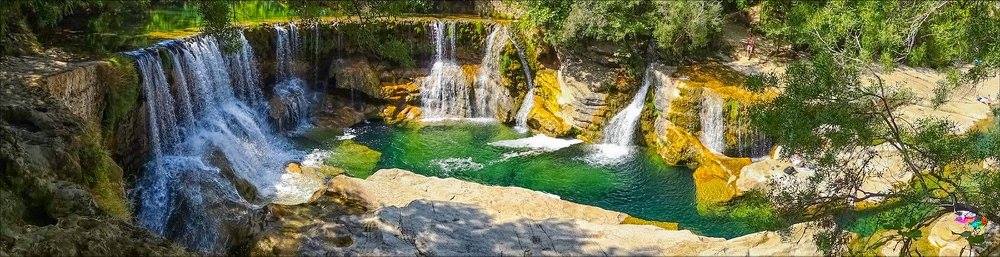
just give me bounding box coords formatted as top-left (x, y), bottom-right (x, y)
top-left (554, 51), bottom-right (612, 140)
top-left (527, 69), bottom-right (573, 137)
top-left (0, 82), bottom-right (187, 255)
top-left (313, 93), bottom-right (382, 129)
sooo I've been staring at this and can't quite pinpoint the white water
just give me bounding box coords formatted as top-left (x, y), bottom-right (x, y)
top-left (273, 23), bottom-right (313, 133)
top-left (422, 21), bottom-right (514, 122)
top-left (700, 89), bottom-right (726, 153)
top-left (511, 36), bottom-right (536, 133)
top-left (489, 135), bottom-right (583, 152)
top-left (472, 25), bottom-right (511, 119)
top-left (130, 32), bottom-right (302, 252)
top-left (421, 21), bottom-right (471, 119)
top-left (587, 67), bottom-right (653, 164)
top-left (601, 67), bottom-right (653, 146)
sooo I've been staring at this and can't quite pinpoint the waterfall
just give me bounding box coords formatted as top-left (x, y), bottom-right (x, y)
top-left (512, 36), bottom-right (536, 133)
top-left (421, 21), bottom-right (472, 120)
top-left (471, 25), bottom-right (511, 119)
top-left (601, 67), bottom-right (653, 146)
top-left (129, 32), bottom-right (300, 252)
top-left (273, 23), bottom-right (313, 132)
top-left (699, 89), bottom-right (726, 153)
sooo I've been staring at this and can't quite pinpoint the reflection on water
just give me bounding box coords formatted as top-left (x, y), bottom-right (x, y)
top-left (304, 120), bottom-right (768, 238)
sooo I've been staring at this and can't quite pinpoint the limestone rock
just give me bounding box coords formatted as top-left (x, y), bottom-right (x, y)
top-left (699, 222), bottom-right (822, 256)
top-left (923, 213), bottom-right (978, 256)
top-left (331, 58), bottom-right (384, 99)
top-left (352, 169), bottom-right (628, 224)
top-left (254, 169), bottom-right (823, 256)
top-left (879, 66), bottom-right (998, 133)
top-left (736, 143), bottom-right (913, 206)
top-left (38, 61), bottom-right (107, 126)
top-left (528, 69), bottom-right (573, 137)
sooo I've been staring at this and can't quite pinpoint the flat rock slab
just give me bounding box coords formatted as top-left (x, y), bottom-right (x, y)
top-left (258, 169), bottom-right (822, 256)
top-left (349, 168), bottom-right (628, 224)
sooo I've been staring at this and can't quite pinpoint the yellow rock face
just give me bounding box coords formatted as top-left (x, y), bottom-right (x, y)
top-left (641, 63), bottom-right (770, 208)
top-left (285, 162), bottom-right (302, 173)
top-left (528, 69), bottom-right (573, 136)
top-left (379, 80), bottom-right (422, 124)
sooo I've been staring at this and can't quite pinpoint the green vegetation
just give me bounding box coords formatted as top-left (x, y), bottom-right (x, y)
top-left (77, 130), bottom-right (130, 218)
top-left (704, 191), bottom-right (785, 232)
top-left (325, 140), bottom-right (382, 178)
top-left (757, 1), bottom-right (1000, 69)
top-left (520, 0), bottom-right (723, 58)
top-left (847, 201), bottom-right (937, 237)
top-left (99, 55), bottom-right (140, 141)
top-left (751, 45), bottom-right (999, 255)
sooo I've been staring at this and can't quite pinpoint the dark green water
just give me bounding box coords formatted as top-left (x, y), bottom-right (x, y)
top-left (306, 121), bottom-right (763, 238)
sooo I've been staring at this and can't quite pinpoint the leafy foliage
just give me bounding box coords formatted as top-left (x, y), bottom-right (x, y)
top-left (752, 47), bottom-right (1000, 255)
top-left (756, 0), bottom-right (1000, 70)
top-left (1, 0), bottom-right (151, 55)
top-left (520, 0), bottom-right (724, 58)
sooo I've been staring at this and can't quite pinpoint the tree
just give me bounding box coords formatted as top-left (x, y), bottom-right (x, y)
top-left (519, 0), bottom-right (724, 59)
top-left (751, 51), bottom-right (1000, 254)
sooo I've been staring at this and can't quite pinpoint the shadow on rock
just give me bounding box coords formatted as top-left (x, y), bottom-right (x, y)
top-left (252, 177), bottom-right (661, 256)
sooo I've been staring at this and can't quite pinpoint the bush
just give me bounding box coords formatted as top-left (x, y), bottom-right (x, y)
top-left (520, 0), bottom-right (724, 58)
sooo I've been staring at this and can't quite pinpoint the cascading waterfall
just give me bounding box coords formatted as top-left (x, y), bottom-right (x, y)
top-left (421, 21), bottom-right (472, 120)
top-left (601, 67), bottom-right (653, 146)
top-left (471, 24), bottom-right (511, 119)
top-left (699, 89), bottom-right (726, 153)
top-left (512, 36), bottom-right (536, 133)
top-left (130, 32), bottom-right (299, 252)
top-left (273, 23), bottom-right (313, 132)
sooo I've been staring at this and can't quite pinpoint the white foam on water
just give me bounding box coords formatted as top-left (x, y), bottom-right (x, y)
top-left (488, 134), bottom-right (583, 152)
top-left (301, 149), bottom-right (330, 168)
top-left (584, 144), bottom-right (636, 165)
top-left (271, 172), bottom-right (325, 205)
top-left (338, 128), bottom-right (357, 140)
top-left (432, 157), bottom-right (484, 175)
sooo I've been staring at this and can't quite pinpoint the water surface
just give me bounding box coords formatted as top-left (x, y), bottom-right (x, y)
top-left (305, 121), bottom-right (763, 238)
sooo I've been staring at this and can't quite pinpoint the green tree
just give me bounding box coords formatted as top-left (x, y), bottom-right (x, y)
top-left (751, 52), bottom-right (1000, 255)
top-left (756, 0), bottom-right (1000, 70)
top-left (519, 0), bottom-right (724, 58)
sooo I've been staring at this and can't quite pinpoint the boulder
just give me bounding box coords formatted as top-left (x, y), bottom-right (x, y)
top-left (331, 58), bottom-right (384, 99)
top-left (877, 212), bottom-right (986, 256)
top-left (736, 143), bottom-right (913, 207)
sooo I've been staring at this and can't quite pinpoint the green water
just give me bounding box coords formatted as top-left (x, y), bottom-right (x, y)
top-left (304, 121), bottom-right (765, 238)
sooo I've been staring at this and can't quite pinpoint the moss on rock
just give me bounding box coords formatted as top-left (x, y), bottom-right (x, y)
top-left (621, 216), bottom-right (679, 230)
top-left (98, 55), bottom-right (140, 143)
top-left (527, 69), bottom-right (574, 137)
top-left (77, 129), bottom-right (130, 218)
top-left (325, 140), bottom-right (382, 178)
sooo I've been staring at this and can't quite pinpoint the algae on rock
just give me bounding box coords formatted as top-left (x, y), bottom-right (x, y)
top-left (325, 140), bottom-right (382, 178)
